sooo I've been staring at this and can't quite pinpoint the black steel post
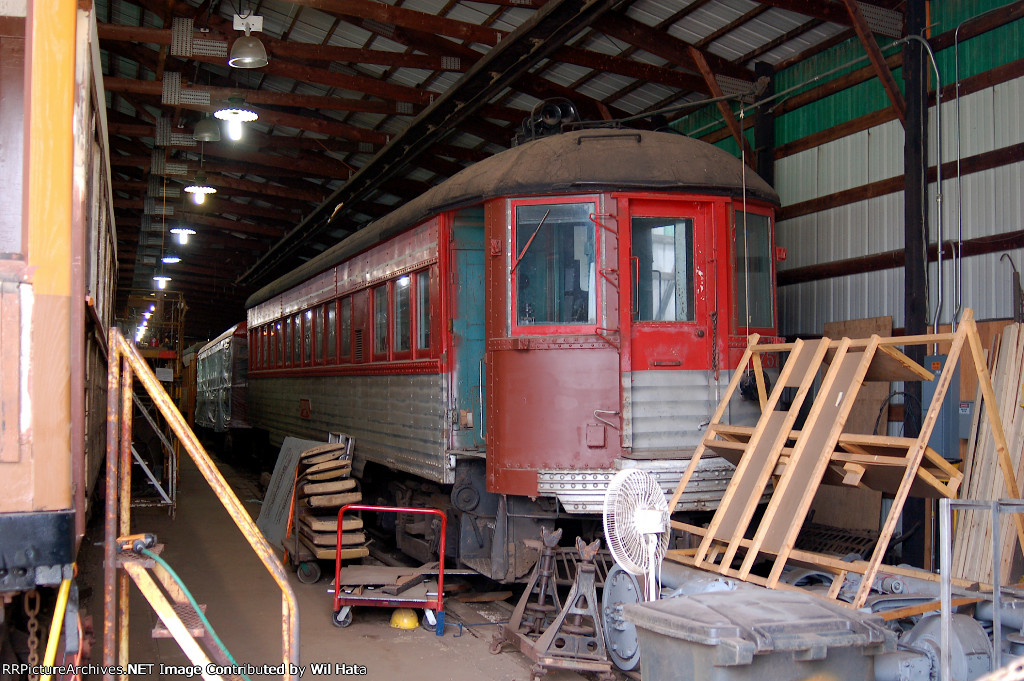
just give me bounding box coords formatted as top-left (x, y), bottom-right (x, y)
top-left (902, 0), bottom-right (928, 568)
top-left (754, 61), bottom-right (775, 187)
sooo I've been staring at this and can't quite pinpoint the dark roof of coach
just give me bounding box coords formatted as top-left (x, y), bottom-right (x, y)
top-left (246, 128), bottom-right (780, 309)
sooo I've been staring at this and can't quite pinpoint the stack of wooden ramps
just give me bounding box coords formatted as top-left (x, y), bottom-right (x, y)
top-left (665, 308), bottom-right (1022, 609)
top-left (289, 439), bottom-right (370, 567)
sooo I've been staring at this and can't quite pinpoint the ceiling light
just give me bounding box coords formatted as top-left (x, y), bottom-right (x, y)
top-left (162, 254), bottom-right (182, 264)
top-left (193, 116), bottom-right (221, 142)
top-left (170, 226), bottom-right (197, 245)
top-left (215, 100), bottom-right (258, 141)
top-left (183, 172), bottom-right (216, 204)
top-left (153, 275), bottom-right (172, 290)
top-left (229, 13), bottom-right (268, 69)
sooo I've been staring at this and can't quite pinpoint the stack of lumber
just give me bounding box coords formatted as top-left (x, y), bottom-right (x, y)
top-left (953, 323), bottom-right (1024, 584)
top-left (292, 441), bottom-right (370, 562)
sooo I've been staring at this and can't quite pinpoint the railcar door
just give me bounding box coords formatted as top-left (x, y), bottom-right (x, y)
top-left (620, 198), bottom-right (716, 452)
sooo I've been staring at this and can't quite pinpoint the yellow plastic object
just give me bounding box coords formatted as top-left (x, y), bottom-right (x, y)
top-left (390, 608), bottom-right (420, 630)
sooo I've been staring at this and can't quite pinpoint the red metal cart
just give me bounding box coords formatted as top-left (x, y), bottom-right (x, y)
top-left (332, 504), bottom-right (446, 635)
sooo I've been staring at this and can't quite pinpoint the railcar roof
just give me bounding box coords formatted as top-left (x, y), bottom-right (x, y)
top-left (246, 129), bottom-right (778, 309)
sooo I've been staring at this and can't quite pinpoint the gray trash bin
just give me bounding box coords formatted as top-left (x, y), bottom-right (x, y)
top-left (624, 588), bottom-right (895, 681)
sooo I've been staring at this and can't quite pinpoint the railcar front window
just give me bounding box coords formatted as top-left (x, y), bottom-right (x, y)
top-left (326, 302), bottom-right (337, 361)
top-left (373, 284), bottom-right (388, 355)
top-left (514, 202), bottom-right (596, 327)
top-left (416, 270), bottom-right (430, 350)
top-left (632, 217), bottom-right (695, 322)
top-left (394, 276), bottom-right (411, 353)
top-left (734, 211), bottom-right (774, 330)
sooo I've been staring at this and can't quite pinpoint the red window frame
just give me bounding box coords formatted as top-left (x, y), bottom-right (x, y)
top-left (391, 274), bottom-right (413, 361)
top-left (509, 196), bottom-right (601, 338)
top-left (729, 203), bottom-right (777, 335)
top-left (371, 283), bottom-right (389, 361)
top-left (412, 267), bottom-right (433, 360)
top-left (338, 296), bottom-right (352, 363)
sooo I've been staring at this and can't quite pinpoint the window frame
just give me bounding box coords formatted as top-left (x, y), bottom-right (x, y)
top-left (730, 205), bottom-right (776, 334)
top-left (413, 267), bottom-right (432, 359)
top-left (371, 283), bottom-right (390, 361)
top-left (508, 196), bottom-right (601, 338)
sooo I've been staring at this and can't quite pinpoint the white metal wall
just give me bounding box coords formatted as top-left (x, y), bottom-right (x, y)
top-left (776, 75), bottom-right (1024, 336)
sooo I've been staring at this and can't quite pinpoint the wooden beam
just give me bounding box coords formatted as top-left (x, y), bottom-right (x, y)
top-left (841, 0), bottom-right (906, 126)
top-left (279, 0), bottom-right (504, 46)
top-left (594, 13), bottom-right (755, 84)
top-left (688, 46), bottom-right (755, 164)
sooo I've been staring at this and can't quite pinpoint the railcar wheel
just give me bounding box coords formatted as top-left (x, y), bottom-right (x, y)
top-left (332, 607), bottom-right (353, 628)
top-left (296, 561), bottom-right (321, 584)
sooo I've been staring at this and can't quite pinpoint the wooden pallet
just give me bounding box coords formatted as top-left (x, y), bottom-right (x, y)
top-left (665, 309), bottom-right (1022, 608)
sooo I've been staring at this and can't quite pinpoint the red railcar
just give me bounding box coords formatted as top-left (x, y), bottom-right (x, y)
top-left (245, 128), bottom-right (780, 580)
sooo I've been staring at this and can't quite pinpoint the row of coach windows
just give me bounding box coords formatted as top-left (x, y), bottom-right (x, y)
top-left (252, 268), bottom-right (432, 370)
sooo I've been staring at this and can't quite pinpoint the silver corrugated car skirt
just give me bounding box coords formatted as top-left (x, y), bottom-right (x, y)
top-left (538, 456), bottom-right (741, 514)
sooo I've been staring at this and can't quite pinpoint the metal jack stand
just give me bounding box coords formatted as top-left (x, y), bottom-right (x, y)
top-left (492, 530), bottom-right (614, 681)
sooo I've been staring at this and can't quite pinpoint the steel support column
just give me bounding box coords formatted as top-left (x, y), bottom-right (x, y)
top-left (754, 61), bottom-right (775, 186)
top-left (902, 0), bottom-right (928, 569)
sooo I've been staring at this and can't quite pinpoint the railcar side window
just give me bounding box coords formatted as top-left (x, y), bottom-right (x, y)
top-left (314, 307), bottom-right (324, 363)
top-left (733, 211), bottom-right (774, 330)
top-left (632, 217), bottom-right (695, 322)
top-left (303, 310), bottom-right (313, 364)
top-left (373, 284), bottom-right (388, 355)
top-left (416, 270), bottom-right (430, 350)
top-left (340, 297), bottom-right (351, 359)
top-left (293, 315), bottom-right (302, 365)
top-left (393, 276), bottom-right (411, 353)
top-left (326, 302), bottom-right (337, 361)
top-left (514, 202), bottom-right (596, 327)
top-left (274, 322), bottom-right (282, 367)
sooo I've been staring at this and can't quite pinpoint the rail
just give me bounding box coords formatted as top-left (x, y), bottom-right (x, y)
top-left (102, 328), bottom-right (299, 680)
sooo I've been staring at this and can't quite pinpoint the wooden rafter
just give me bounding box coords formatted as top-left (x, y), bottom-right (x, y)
top-left (841, 0), bottom-right (906, 126)
top-left (687, 46), bottom-right (756, 165)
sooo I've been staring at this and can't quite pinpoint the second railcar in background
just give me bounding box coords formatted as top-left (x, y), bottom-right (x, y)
top-left (245, 128), bottom-right (781, 581)
top-left (195, 322), bottom-right (252, 446)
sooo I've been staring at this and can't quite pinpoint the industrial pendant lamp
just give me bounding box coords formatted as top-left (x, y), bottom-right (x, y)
top-left (193, 115), bottom-right (221, 142)
top-left (215, 96), bottom-right (258, 141)
top-left (184, 170), bottom-right (216, 204)
top-left (184, 144), bottom-right (217, 204)
top-left (170, 226), bottom-right (197, 245)
top-left (228, 12), bottom-right (268, 69)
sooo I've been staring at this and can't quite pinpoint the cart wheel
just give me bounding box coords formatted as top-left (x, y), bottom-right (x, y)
top-left (332, 606), bottom-right (353, 628)
top-left (296, 561), bottom-right (321, 584)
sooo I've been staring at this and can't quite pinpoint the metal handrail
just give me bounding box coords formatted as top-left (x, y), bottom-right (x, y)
top-left (103, 328), bottom-right (299, 679)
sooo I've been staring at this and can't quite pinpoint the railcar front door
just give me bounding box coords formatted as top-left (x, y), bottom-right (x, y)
top-left (620, 198), bottom-right (716, 453)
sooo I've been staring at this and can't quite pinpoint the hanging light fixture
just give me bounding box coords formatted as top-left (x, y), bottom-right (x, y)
top-left (170, 226), bottom-right (197, 245)
top-left (193, 115), bottom-right (221, 142)
top-left (153, 275), bottom-right (172, 290)
top-left (228, 12), bottom-right (268, 69)
top-left (215, 96), bottom-right (258, 141)
top-left (184, 170), bottom-right (217, 204)
top-left (162, 253), bottom-right (182, 264)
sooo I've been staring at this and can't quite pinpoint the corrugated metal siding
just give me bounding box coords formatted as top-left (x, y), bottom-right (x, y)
top-left (248, 373), bottom-right (452, 484)
top-left (776, 75), bottom-right (1024, 336)
top-left (627, 369), bottom-right (763, 450)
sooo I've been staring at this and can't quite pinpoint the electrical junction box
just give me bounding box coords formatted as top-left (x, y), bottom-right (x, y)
top-left (922, 354), bottom-right (960, 461)
top-left (233, 13), bottom-right (263, 32)
top-left (959, 400), bottom-right (974, 440)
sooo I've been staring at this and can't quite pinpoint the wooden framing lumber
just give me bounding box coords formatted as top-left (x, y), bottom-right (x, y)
top-left (666, 308), bottom-right (1021, 609)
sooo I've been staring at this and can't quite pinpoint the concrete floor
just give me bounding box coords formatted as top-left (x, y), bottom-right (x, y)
top-left (79, 454), bottom-right (589, 681)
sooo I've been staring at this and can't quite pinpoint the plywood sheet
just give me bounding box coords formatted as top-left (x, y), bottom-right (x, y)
top-left (810, 317), bottom-right (891, 531)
